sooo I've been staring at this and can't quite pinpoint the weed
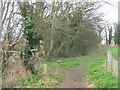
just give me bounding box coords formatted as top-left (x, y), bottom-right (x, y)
top-left (86, 57), bottom-right (118, 88)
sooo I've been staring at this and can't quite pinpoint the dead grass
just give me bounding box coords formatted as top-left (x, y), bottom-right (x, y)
top-left (2, 56), bottom-right (31, 88)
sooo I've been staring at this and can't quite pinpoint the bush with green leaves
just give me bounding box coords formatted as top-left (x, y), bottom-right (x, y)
top-left (20, 2), bottom-right (42, 56)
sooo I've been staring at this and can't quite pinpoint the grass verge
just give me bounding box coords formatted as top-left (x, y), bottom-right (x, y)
top-left (12, 70), bottom-right (64, 88)
top-left (108, 47), bottom-right (118, 59)
top-left (45, 56), bottom-right (89, 71)
top-left (12, 60), bottom-right (65, 88)
top-left (86, 57), bottom-right (118, 88)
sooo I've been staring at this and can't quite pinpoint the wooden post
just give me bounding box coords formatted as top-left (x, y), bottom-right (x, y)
top-left (106, 51), bottom-right (108, 69)
top-left (111, 52), bottom-right (113, 73)
top-left (107, 50), bottom-right (112, 72)
top-left (43, 64), bottom-right (47, 75)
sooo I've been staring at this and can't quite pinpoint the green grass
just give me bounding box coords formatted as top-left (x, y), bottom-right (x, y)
top-left (86, 57), bottom-right (118, 88)
top-left (12, 73), bottom-right (45, 88)
top-left (45, 70), bottom-right (65, 88)
top-left (12, 60), bottom-right (65, 88)
top-left (45, 56), bottom-right (89, 71)
top-left (12, 70), bottom-right (65, 88)
top-left (108, 47), bottom-right (118, 59)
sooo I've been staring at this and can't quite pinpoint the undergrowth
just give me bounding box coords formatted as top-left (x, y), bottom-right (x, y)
top-left (86, 57), bottom-right (118, 88)
top-left (12, 73), bottom-right (45, 88)
top-left (12, 61), bottom-right (65, 88)
top-left (13, 70), bottom-right (64, 88)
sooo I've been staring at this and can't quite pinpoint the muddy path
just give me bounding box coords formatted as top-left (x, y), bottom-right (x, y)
top-left (56, 58), bottom-right (92, 88)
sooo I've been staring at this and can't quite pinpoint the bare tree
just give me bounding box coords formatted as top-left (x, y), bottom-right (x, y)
top-left (1, 1), bottom-right (22, 72)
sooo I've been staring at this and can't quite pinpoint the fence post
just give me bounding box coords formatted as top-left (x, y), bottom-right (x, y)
top-left (107, 50), bottom-right (118, 75)
top-left (43, 64), bottom-right (47, 75)
top-left (111, 51), bottom-right (113, 73)
top-left (106, 51), bottom-right (108, 69)
top-left (107, 50), bottom-right (112, 72)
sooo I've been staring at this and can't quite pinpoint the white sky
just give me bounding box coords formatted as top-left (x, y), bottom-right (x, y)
top-left (51, 0), bottom-right (119, 24)
top-left (47, 0), bottom-right (119, 24)
top-left (98, 0), bottom-right (119, 44)
top-left (99, 0), bottom-right (119, 24)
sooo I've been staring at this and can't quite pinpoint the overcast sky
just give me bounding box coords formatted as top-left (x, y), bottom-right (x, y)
top-left (99, 0), bottom-right (119, 24)
top-left (48, 0), bottom-right (119, 24)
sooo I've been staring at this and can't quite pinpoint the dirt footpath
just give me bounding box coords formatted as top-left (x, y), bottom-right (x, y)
top-left (57, 59), bottom-right (92, 88)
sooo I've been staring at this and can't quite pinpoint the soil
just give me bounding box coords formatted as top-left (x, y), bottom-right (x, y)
top-left (56, 58), bottom-right (93, 88)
